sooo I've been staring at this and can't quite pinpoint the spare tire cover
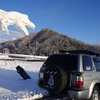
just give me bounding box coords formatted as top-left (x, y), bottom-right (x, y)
top-left (43, 65), bottom-right (67, 94)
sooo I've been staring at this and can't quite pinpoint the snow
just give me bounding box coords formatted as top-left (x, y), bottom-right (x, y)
top-left (0, 54), bottom-right (48, 100)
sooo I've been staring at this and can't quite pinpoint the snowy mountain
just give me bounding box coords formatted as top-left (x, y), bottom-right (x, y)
top-left (0, 28), bottom-right (100, 55)
top-left (94, 42), bottom-right (100, 46)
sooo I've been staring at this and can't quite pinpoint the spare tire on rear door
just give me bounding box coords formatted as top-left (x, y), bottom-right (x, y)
top-left (43, 65), bottom-right (67, 94)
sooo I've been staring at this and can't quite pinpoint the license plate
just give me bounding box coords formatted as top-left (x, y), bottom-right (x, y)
top-left (40, 73), bottom-right (43, 79)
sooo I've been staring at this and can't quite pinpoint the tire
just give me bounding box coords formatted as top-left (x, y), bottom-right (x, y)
top-left (43, 65), bottom-right (67, 94)
top-left (90, 85), bottom-right (100, 100)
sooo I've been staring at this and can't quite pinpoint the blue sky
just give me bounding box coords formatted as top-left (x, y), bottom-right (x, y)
top-left (0, 0), bottom-right (100, 44)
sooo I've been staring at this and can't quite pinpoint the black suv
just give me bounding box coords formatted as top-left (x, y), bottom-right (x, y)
top-left (38, 50), bottom-right (100, 100)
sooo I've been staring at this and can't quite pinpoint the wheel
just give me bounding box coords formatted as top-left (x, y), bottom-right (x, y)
top-left (43, 65), bottom-right (67, 94)
top-left (90, 86), bottom-right (100, 100)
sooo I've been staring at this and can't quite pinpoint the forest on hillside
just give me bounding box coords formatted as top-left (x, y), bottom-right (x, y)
top-left (0, 28), bottom-right (100, 56)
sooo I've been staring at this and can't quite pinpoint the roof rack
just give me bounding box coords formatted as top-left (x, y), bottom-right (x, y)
top-left (59, 50), bottom-right (100, 57)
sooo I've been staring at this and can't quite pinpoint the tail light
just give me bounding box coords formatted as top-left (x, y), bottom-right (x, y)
top-left (76, 76), bottom-right (84, 87)
top-left (75, 75), bottom-right (84, 90)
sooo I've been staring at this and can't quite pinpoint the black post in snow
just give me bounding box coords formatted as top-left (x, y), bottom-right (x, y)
top-left (16, 65), bottom-right (31, 80)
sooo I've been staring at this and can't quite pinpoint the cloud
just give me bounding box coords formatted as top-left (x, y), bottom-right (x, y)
top-left (0, 30), bottom-right (25, 42)
top-left (9, 30), bottom-right (25, 38)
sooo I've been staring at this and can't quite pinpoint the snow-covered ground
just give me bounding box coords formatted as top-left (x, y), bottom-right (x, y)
top-left (0, 55), bottom-right (48, 100)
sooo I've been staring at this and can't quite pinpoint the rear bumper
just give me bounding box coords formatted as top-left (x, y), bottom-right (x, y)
top-left (38, 79), bottom-right (89, 100)
top-left (69, 90), bottom-right (89, 100)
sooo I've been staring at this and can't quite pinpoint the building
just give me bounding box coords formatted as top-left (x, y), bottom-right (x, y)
top-left (3, 48), bottom-right (10, 54)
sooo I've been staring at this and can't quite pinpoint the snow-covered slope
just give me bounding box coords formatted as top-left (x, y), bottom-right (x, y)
top-left (0, 55), bottom-right (48, 100)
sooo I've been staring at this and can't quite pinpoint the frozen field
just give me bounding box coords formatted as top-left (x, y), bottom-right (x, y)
top-left (0, 58), bottom-right (48, 100)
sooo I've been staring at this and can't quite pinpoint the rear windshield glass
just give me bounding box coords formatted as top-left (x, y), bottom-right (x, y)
top-left (45, 54), bottom-right (78, 71)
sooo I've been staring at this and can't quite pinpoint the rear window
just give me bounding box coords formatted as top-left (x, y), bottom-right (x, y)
top-left (45, 54), bottom-right (78, 71)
